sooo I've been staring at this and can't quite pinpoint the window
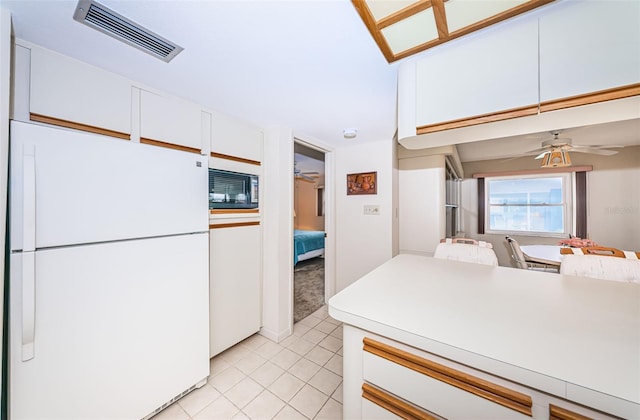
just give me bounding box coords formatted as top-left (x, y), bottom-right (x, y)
top-left (316, 186), bottom-right (325, 217)
top-left (485, 174), bottom-right (572, 236)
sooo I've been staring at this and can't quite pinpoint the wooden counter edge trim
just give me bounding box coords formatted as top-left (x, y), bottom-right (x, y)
top-left (210, 209), bottom-right (260, 215)
top-left (209, 221), bottom-right (260, 229)
top-left (30, 113), bottom-right (131, 140)
top-left (416, 105), bottom-right (538, 135)
top-left (549, 404), bottom-right (594, 420)
top-left (210, 152), bottom-right (261, 166)
top-left (363, 338), bottom-right (533, 417)
top-left (140, 137), bottom-right (201, 154)
top-left (540, 84), bottom-right (640, 113)
top-left (362, 383), bottom-right (437, 420)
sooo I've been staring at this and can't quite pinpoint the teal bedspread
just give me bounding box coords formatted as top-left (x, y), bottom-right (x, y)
top-left (294, 230), bottom-right (325, 265)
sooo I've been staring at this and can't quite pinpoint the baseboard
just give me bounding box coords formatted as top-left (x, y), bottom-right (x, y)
top-left (259, 325), bottom-right (292, 343)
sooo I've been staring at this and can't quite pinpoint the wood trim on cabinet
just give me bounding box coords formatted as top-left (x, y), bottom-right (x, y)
top-left (209, 221), bottom-right (260, 229)
top-left (210, 152), bottom-right (261, 166)
top-left (362, 383), bottom-right (437, 420)
top-left (540, 83), bottom-right (640, 113)
top-left (30, 113), bottom-right (131, 140)
top-left (363, 337), bottom-right (533, 417)
top-left (140, 137), bottom-right (201, 154)
top-left (210, 209), bottom-right (260, 215)
top-left (549, 404), bottom-right (593, 420)
top-left (416, 105), bottom-right (539, 135)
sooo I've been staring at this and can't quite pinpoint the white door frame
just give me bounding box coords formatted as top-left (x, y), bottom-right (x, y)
top-left (292, 136), bottom-right (335, 325)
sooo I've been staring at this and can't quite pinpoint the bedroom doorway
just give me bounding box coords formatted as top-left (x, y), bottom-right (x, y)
top-left (293, 142), bottom-right (326, 323)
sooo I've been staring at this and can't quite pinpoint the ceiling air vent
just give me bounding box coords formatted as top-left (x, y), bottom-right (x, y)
top-left (73, 0), bottom-right (183, 63)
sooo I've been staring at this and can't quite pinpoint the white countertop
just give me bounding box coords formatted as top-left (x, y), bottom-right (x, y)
top-left (328, 254), bottom-right (640, 418)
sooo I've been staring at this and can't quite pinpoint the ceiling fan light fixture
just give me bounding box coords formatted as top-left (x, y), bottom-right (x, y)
top-left (541, 149), bottom-right (572, 168)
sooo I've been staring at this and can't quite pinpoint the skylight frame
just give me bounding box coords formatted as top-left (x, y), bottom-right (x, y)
top-left (352, 0), bottom-right (556, 63)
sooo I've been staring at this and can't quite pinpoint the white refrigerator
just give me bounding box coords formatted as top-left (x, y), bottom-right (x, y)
top-left (8, 121), bottom-right (210, 419)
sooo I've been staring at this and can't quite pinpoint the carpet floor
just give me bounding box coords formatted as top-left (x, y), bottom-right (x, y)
top-left (294, 257), bottom-right (325, 323)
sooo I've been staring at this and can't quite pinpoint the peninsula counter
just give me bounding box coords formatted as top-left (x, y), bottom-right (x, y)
top-left (328, 254), bottom-right (639, 419)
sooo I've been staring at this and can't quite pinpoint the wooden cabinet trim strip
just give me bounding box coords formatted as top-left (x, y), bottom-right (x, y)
top-left (362, 383), bottom-right (438, 420)
top-left (416, 105), bottom-right (539, 135)
top-left (210, 152), bottom-right (261, 166)
top-left (549, 404), bottom-right (594, 420)
top-left (140, 137), bottom-right (201, 154)
top-left (540, 84), bottom-right (640, 113)
top-left (363, 337), bottom-right (533, 417)
top-left (210, 209), bottom-right (260, 215)
top-left (209, 221), bottom-right (260, 229)
top-left (30, 113), bottom-right (131, 140)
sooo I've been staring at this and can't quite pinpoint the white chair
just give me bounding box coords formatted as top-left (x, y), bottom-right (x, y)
top-left (506, 236), bottom-right (560, 272)
top-left (560, 254), bottom-right (640, 283)
top-left (434, 238), bottom-right (498, 266)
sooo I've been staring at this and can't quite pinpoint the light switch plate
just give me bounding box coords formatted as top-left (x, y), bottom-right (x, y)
top-left (364, 205), bottom-right (380, 215)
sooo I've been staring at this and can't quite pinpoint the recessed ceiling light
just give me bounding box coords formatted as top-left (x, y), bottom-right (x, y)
top-left (343, 129), bottom-right (358, 139)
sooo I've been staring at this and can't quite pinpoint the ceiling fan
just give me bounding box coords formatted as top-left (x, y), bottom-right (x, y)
top-left (294, 162), bottom-right (320, 182)
top-left (524, 131), bottom-right (623, 167)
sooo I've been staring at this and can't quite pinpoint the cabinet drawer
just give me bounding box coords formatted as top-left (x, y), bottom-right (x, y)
top-left (363, 338), bottom-right (532, 419)
top-left (362, 383), bottom-right (441, 420)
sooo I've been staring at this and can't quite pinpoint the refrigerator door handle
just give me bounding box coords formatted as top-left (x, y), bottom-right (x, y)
top-left (23, 148), bottom-right (36, 252)
top-left (22, 252), bottom-right (36, 361)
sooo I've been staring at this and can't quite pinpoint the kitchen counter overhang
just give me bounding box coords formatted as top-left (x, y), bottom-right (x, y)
top-left (329, 254), bottom-right (640, 418)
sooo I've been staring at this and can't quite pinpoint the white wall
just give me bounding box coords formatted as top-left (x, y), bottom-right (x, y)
top-left (0, 6), bottom-right (11, 404)
top-left (261, 126), bottom-right (294, 342)
top-left (335, 140), bottom-right (395, 292)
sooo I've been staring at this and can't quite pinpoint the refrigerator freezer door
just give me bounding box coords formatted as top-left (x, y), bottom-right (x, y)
top-left (10, 121), bottom-right (207, 251)
top-left (9, 233), bottom-right (210, 419)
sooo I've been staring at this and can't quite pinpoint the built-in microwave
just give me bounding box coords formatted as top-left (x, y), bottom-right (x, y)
top-left (208, 168), bottom-right (259, 210)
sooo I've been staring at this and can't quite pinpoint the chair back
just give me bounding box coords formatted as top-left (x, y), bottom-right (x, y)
top-left (434, 239), bottom-right (498, 266)
top-left (505, 236), bottom-right (528, 269)
top-left (560, 246), bottom-right (640, 259)
top-left (560, 254), bottom-right (640, 283)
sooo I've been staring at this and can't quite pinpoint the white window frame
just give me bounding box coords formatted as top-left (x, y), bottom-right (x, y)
top-left (485, 173), bottom-right (573, 237)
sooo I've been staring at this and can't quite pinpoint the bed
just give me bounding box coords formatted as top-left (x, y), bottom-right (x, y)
top-left (294, 230), bottom-right (325, 265)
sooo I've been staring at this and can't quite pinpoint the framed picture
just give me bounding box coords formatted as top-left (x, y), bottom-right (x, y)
top-left (347, 171), bottom-right (377, 195)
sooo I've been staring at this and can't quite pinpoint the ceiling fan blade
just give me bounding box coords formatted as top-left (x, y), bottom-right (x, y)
top-left (534, 151), bottom-right (549, 160)
top-left (570, 148), bottom-right (619, 156)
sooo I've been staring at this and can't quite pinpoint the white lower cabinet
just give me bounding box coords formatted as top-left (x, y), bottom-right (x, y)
top-left (209, 222), bottom-right (262, 358)
top-left (343, 326), bottom-right (619, 420)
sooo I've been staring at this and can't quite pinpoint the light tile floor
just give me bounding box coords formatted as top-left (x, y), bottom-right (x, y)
top-left (152, 305), bottom-right (343, 420)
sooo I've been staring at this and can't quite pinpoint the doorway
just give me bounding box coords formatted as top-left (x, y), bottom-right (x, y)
top-left (293, 142), bottom-right (326, 323)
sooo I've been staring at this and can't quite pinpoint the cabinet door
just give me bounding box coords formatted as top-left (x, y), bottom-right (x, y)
top-left (140, 90), bottom-right (203, 153)
top-left (209, 222), bottom-right (262, 357)
top-left (211, 112), bottom-right (263, 163)
top-left (415, 17), bottom-right (538, 128)
top-left (30, 47), bottom-right (131, 137)
top-left (398, 156), bottom-right (445, 255)
top-left (539, 1), bottom-right (640, 104)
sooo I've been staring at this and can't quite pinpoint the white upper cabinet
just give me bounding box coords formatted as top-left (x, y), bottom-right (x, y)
top-left (539, 0), bottom-right (640, 103)
top-left (211, 111), bottom-right (263, 163)
top-left (30, 47), bottom-right (131, 137)
top-left (139, 90), bottom-right (203, 153)
top-left (415, 16), bottom-right (538, 127)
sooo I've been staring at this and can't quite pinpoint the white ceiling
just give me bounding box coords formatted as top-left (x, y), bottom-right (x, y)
top-left (3, 0), bottom-right (399, 147)
top-left (456, 118), bottom-right (640, 162)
